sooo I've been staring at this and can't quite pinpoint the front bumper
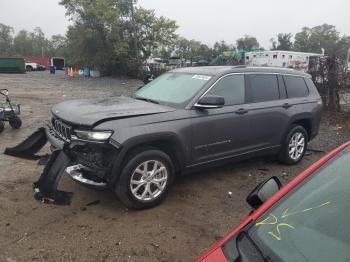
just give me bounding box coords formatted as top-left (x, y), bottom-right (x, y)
top-left (46, 126), bottom-right (117, 187)
top-left (5, 126), bottom-right (119, 205)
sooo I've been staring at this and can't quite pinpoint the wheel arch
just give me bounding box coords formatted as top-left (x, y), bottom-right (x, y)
top-left (286, 113), bottom-right (313, 141)
top-left (109, 133), bottom-right (186, 185)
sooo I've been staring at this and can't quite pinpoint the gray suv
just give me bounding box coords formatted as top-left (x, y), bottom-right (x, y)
top-left (5, 66), bottom-right (322, 209)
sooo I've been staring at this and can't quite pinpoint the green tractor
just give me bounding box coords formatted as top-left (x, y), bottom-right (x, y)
top-left (0, 89), bottom-right (22, 133)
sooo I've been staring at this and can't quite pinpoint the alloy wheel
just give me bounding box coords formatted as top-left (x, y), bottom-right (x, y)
top-left (130, 160), bottom-right (168, 201)
top-left (288, 132), bottom-right (305, 161)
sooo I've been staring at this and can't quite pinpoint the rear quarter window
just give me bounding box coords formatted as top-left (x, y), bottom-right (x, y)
top-left (247, 74), bottom-right (279, 102)
top-left (283, 75), bottom-right (309, 98)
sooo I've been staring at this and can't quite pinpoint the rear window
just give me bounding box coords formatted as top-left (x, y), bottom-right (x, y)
top-left (248, 74), bottom-right (279, 102)
top-left (283, 75), bottom-right (309, 98)
top-left (304, 77), bottom-right (317, 92)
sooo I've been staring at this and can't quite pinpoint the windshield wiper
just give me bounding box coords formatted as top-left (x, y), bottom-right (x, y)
top-left (134, 96), bottom-right (159, 104)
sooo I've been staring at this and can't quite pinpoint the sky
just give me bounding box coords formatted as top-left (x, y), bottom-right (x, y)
top-left (1, 0), bottom-right (349, 49)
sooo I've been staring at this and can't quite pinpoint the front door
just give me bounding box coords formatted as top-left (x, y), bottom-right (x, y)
top-left (190, 74), bottom-right (251, 164)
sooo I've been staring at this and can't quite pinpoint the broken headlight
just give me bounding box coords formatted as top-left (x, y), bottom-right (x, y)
top-left (74, 130), bottom-right (113, 141)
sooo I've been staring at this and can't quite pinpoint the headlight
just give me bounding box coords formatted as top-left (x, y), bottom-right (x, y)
top-left (74, 130), bottom-right (113, 141)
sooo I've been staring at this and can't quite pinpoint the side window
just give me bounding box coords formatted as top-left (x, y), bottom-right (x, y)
top-left (206, 74), bottom-right (245, 106)
top-left (283, 75), bottom-right (309, 98)
top-left (247, 74), bottom-right (279, 102)
top-left (304, 77), bottom-right (317, 92)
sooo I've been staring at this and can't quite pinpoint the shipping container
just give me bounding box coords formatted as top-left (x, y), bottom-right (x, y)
top-left (0, 57), bottom-right (25, 73)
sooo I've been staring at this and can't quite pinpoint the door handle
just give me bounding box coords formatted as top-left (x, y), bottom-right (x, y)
top-left (282, 103), bottom-right (292, 109)
top-left (235, 108), bottom-right (248, 115)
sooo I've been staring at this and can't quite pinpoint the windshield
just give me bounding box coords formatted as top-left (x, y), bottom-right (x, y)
top-left (249, 146), bottom-right (350, 262)
top-left (135, 72), bottom-right (212, 107)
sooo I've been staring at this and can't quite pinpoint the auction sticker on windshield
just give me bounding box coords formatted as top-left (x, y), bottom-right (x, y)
top-left (192, 75), bottom-right (212, 81)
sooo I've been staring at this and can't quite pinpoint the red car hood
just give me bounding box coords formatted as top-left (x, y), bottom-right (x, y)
top-left (196, 140), bottom-right (350, 262)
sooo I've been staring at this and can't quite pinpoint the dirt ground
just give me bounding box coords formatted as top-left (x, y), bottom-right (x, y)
top-left (1, 71), bottom-right (350, 262)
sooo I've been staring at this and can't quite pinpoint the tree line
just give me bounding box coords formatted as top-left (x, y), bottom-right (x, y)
top-left (0, 0), bottom-right (349, 75)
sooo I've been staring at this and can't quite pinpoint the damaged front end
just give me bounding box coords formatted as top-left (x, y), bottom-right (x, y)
top-left (4, 118), bottom-right (118, 205)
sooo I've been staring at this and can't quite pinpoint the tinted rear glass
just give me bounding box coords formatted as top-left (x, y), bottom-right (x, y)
top-left (248, 74), bottom-right (279, 102)
top-left (283, 75), bottom-right (309, 98)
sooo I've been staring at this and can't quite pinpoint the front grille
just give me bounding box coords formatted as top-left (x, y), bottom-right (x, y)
top-left (52, 118), bottom-right (72, 142)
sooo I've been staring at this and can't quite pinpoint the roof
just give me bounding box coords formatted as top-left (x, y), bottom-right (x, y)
top-left (172, 65), bottom-right (311, 77)
top-left (245, 50), bottom-right (323, 56)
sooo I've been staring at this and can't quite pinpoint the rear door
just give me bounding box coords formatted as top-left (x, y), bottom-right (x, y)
top-left (190, 74), bottom-right (252, 164)
top-left (244, 73), bottom-right (290, 150)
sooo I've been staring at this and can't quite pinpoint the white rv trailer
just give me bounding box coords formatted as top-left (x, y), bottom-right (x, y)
top-left (244, 51), bottom-right (324, 71)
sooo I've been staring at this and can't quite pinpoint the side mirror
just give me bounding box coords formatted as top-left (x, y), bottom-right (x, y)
top-left (195, 95), bottom-right (225, 109)
top-left (246, 176), bottom-right (282, 209)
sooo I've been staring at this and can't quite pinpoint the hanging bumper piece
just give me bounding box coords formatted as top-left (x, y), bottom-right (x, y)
top-left (5, 128), bottom-right (73, 205)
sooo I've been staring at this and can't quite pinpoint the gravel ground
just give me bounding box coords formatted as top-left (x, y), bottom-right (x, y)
top-left (0, 71), bottom-right (350, 262)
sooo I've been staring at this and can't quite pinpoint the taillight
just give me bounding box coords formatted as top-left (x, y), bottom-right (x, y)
top-left (317, 98), bottom-right (323, 105)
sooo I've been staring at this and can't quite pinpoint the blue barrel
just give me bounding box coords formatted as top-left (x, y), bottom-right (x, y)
top-left (49, 65), bottom-right (56, 74)
top-left (83, 68), bottom-right (90, 77)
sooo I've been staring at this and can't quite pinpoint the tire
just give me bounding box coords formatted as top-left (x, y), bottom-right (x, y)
top-left (0, 121), bottom-right (4, 133)
top-left (9, 117), bottom-right (22, 129)
top-left (26, 66), bottom-right (33, 72)
top-left (115, 149), bottom-right (175, 209)
top-left (279, 125), bottom-right (308, 165)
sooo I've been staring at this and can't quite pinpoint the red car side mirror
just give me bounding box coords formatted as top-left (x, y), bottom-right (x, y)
top-left (246, 176), bottom-right (282, 209)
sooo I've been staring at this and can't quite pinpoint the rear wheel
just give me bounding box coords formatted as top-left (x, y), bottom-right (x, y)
top-left (115, 149), bottom-right (175, 209)
top-left (279, 125), bottom-right (308, 165)
top-left (9, 117), bottom-right (22, 129)
top-left (0, 121), bottom-right (4, 133)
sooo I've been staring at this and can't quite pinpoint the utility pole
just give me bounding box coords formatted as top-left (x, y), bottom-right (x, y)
top-left (346, 49), bottom-right (350, 72)
top-left (130, 0), bottom-right (139, 62)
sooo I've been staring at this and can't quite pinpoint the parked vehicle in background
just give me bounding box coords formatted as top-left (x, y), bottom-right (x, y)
top-left (197, 140), bottom-right (350, 262)
top-left (25, 62), bottom-right (38, 72)
top-left (6, 66), bottom-right (322, 209)
top-left (0, 57), bottom-right (25, 74)
top-left (244, 51), bottom-right (324, 72)
top-left (24, 56), bottom-right (51, 70)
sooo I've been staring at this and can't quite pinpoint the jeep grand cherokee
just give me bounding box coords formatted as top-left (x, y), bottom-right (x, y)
top-left (5, 66), bottom-right (322, 209)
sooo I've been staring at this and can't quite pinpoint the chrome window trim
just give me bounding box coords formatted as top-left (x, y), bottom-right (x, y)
top-left (194, 72), bottom-right (311, 107)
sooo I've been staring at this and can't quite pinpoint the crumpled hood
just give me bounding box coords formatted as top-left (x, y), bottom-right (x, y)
top-left (52, 96), bottom-right (175, 126)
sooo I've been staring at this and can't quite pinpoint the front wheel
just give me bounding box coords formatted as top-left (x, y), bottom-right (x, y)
top-left (115, 149), bottom-right (175, 209)
top-left (279, 125), bottom-right (308, 165)
top-left (0, 121), bottom-right (4, 133)
top-left (9, 117), bottom-right (22, 129)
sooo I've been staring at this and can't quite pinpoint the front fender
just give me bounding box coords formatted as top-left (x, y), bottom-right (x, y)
top-left (109, 132), bottom-right (187, 185)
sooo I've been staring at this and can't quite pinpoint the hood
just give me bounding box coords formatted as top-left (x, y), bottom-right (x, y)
top-left (52, 96), bottom-right (175, 127)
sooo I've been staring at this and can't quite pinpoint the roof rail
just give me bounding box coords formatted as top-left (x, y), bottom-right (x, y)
top-left (232, 65), bottom-right (247, 68)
